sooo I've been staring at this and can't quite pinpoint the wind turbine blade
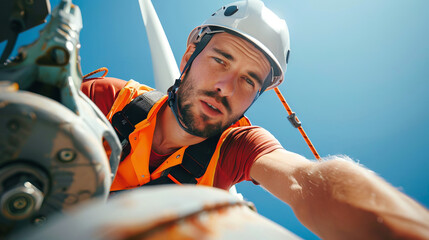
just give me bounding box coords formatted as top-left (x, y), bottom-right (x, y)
top-left (137, 0), bottom-right (242, 199)
top-left (138, 0), bottom-right (179, 93)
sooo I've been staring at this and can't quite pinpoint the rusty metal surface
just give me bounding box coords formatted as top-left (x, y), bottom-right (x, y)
top-left (14, 185), bottom-right (302, 240)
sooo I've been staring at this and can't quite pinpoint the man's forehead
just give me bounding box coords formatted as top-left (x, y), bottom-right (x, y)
top-left (209, 32), bottom-right (266, 57)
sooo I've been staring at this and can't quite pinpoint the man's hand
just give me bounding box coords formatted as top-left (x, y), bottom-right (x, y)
top-left (250, 149), bottom-right (429, 239)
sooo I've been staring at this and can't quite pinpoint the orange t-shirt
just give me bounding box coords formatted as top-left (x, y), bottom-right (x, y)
top-left (81, 77), bottom-right (283, 190)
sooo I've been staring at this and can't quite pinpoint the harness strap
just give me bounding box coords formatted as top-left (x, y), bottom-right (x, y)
top-left (111, 90), bottom-right (220, 185)
top-left (167, 34), bottom-right (215, 136)
top-left (112, 90), bottom-right (165, 161)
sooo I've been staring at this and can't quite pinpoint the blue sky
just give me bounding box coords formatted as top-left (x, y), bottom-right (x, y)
top-left (3, 0), bottom-right (428, 239)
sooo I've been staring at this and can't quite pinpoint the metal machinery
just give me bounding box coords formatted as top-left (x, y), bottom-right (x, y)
top-left (0, 0), bottom-right (121, 236)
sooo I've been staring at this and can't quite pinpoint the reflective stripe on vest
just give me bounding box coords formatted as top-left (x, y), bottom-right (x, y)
top-left (108, 80), bottom-right (251, 191)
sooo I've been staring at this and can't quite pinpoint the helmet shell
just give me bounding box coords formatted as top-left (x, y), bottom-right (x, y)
top-left (187, 0), bottom-right (290, 89)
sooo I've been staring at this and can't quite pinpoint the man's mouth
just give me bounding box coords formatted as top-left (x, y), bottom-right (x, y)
top-left (201, 100), bottom-right (222, 116)
top-left (206, 102), bottom-right (219, 111)
top-left (200, 90), bottom-right (231, 114)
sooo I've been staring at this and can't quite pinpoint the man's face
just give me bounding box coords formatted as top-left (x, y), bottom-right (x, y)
top-left (176, 33), bottom-right (271, 138)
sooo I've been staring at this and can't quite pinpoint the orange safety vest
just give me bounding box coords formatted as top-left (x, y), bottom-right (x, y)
top-left (108, 80), bottom-right (251, 191)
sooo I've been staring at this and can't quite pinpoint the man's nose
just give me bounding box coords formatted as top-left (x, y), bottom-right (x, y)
top-left (214, 73), bottom-right (237, 97)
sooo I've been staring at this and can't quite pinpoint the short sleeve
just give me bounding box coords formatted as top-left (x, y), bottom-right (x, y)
top-left (213, 126), bottom-right (283, 190)
top-left (80, 77), bottom-right (127, 116)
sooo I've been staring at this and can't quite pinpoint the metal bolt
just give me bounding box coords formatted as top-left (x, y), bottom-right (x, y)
top-left (2, 192), bottom-right (36, 220)
top-left (58, 149), bottom-right (76, 162)
top-left (176, 155), bottom-right (180, 159)
top-left (0, 176), bottom-right (45, 220)
top-left (12, 196), bottom-right (28, 210)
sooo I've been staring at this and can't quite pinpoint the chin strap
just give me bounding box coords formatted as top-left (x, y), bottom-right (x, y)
top-left (167, 33), bottom-right (215, 135)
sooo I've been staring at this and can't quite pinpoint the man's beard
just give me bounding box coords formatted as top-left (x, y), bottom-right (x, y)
top-left (176, 75), bottom-right (240, 138)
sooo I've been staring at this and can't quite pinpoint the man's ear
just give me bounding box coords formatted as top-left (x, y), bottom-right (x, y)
top-left (180, 43), bottom-right (196, 72)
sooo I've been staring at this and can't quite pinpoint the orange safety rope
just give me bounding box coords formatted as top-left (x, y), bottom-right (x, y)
top-left (274, 87), bottom-right (321, 161)
top-left (83, 67), bottom-right (109, 80)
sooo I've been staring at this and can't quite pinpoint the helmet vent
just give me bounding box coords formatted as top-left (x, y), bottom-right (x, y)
top-left (286, 50), bottom-right (290, 64)
top-left (224, 6), bottom-right (238, 16)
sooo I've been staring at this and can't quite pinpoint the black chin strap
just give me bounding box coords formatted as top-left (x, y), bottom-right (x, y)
top-left (167, 33), bottom-right (215, 135)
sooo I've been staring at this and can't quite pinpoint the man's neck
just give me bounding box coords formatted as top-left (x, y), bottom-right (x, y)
top-left (151, 102), bottom-right (206, 155)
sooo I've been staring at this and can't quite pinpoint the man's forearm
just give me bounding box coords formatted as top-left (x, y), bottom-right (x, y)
top-left (251, 150), bottom-right (429, 239)
top-left (291, 157), bottom-right (429, 239)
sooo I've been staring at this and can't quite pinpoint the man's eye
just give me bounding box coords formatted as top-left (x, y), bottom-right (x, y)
top-left (213, 57), bottom-right (224, 64)
top-left (245, 77), bottom-right (255, 87)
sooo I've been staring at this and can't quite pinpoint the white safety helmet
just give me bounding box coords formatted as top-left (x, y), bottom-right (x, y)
top-left (187, 0), bottom-right (290, 90)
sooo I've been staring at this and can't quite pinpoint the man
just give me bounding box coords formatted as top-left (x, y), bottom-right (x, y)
top-left (81, 0), bottom-right (429, 239)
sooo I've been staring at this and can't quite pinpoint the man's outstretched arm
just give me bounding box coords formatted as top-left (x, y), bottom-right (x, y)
top-left (250, 149), bottom-right (429, 239)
